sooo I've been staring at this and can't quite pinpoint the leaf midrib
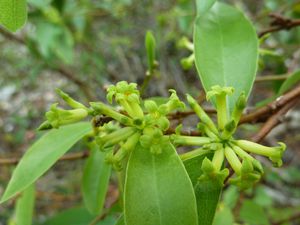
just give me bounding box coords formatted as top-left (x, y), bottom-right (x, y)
top-left (151, 155), bottom-right (163, 225)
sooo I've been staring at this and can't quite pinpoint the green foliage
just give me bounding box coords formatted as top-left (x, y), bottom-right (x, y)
top-left (0, 0), bottom-right (27, 31)
top-left (195, 0), bottom-right (216, 15)
top-left (41, 207), bottom-right (116, 225)
top-left (82, 143), bottom-right (111, 215)
top-left (278, 70), bottom-right (300, 95)
top-left (124, 143), bottom-right (198, 225)
top-left (10, 185), bottom-right (35, 225)
top-left (183, 152), bottom-right (222, 225)
top-left (0, 0), bottom-right (294, 224)
top-left (239, 200), bottom-right (270, 225)
top-left (115, 215), bottom-right (125, 225)
top-left (145, 31), bottom-right (157, 73)
top-left (0, 122), bottom-right (92, 203)
top-left (194, 2), bottom-right (258, 111)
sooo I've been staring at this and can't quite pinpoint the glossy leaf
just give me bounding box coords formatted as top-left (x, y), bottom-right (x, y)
top-left (194, 2), bottom-right (258, 111)
top-left (124, 142), bottom-right (198, 225)
top-left (13, 184), bottom-right (35, 225)
top-left (1, 122), bottom-right (92, 203)
top-left (0, 0), bottom-right (27, 32)
top-left (82, 143), bottom-right (111, 215)
top-left (183, 152), bottom-right (222, 225)
top-left (196, 0), bottom-right (216, 15)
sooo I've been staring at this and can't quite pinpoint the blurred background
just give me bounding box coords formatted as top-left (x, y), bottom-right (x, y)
top-left (0, 0), bottom-right (300, 224)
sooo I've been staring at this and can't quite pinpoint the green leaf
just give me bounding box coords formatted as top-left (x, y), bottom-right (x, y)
top-left (239, 200), bottom-right (270, 225)
top-left (124, 142), bottom-right (198, 225)
top-left (278, 70), bottom-right (300, 96)
top-left (1, 122), bottom-right (92, 203)
top-left (213, 207), bottom-right (234, 225)
top-left (115, 215), bottom-right (125, 225)
top-left (82, 143), bottom-right (111, 215)
top-left (256, 70), bottom-right (300, 107)
top-left (41, 206), bottom-right (116, 225)
top-left (0, 0), bottom-right (27, 32)
top-left (13, 184), bottom-right (35, 225)
top-left (194, 2), bottom-right (258, 111)
top-left (145, 30), bottom-right (156, 72)
top-left (183, 152), bottom-right (222, 225)
top-left (196, 0), bottom-right (216, 15)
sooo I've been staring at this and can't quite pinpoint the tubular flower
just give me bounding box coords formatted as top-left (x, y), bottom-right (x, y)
top-left (90, 82), bottom-right (185, 168)
top-left (172, 86), bottom-right (286, 189)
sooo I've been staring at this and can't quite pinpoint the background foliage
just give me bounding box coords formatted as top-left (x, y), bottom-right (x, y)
top-left (0, 0), bottom-right (300, 224)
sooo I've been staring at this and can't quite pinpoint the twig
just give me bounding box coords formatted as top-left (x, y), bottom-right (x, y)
top-left (0, 151), bottom-right (90, 166)
top-left (240, 84), bottom-right (300, 124)
top-left (255, 74), bottom-right (289, 82)
top-left (259, 13), bottom-right (300, 37)
top-left (251, 99), bottom-right (298, 142)
top-left (0, 27), bottom-right (25, 44)
top-left (273, 211), bottom-right (300, 225)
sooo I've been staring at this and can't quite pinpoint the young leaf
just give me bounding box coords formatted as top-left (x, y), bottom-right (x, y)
top-left (0, 122), bottom-right (92, 203)
top-left (183, 152), bottom-right (222, 225)
top-left (82, 143), bottom-right (111, 215)
top-left (124, 142), bottom-right (198, 225)
top-left (195, 0), bottom-right (216, 15)
top-left (194, 2), bottom-right (258, 111)
top-left (145, 30), bottom-right (156, 72)
top-left (13, 184), bottom-right (35, 225)
top-left (0, 0), bottom-right (27, 32)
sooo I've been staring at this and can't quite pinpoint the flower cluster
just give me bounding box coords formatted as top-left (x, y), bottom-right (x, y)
top-left (39, 82), bottom-right (286, 188)
top-left (172, 85), bottom-right (286, 189)
top-left (90, 81), bottom-right (185, 169)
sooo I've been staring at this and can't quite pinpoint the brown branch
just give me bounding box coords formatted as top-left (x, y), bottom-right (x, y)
top-left (255, 74), bottom-right (289, 82)
top-left (0, 27), bottom-right (25, 44)
top-left (251, 98), bottom-right (298, 142)
top-left (259, 13), bottom-right (300, 37)
top-left (0, 151), bottom-right (90, 166)
top-left (273, 211), bottom-right (300, 225)
top-left (240, 84), bottom-right (300, 124)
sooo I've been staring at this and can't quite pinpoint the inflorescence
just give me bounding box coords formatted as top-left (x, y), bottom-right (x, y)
top-left (39, 82), bottom-right (286, 189)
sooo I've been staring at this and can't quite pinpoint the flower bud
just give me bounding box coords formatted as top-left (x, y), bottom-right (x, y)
top-left (235, 140), bottom-right (286, 167)
top-left (46, 103), bottom-right (88, 128)
top-left (187, 94), bottom-right (218, 134)
top-left (56, 89), bottom-right (87, 109)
